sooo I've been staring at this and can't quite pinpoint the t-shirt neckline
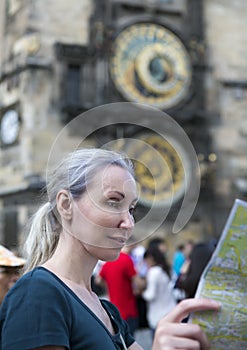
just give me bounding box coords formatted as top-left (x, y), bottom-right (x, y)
top-left (35, 266), bottom-right (121, 339)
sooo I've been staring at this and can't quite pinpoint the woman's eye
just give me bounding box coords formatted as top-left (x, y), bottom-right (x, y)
top-left (108, 200), bottom-right (120, 208)
top-left (129, 207), bottom-right (136, 216)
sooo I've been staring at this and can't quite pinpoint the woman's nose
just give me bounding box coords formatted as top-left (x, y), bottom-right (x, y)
top-left (119, 211), bottom-right (135, 229)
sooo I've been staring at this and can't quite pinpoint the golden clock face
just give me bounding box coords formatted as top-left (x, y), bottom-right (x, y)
top-left (110, 132), bottom-right (190, 207)
top-left (109, 23), bottom-right (192, 109)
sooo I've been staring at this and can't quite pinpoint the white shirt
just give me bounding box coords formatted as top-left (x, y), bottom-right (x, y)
top-left (142, 265), bottom-right (176, 329)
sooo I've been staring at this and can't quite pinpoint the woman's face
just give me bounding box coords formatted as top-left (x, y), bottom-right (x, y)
top-left (67, 165), bottom-right (138, 261)
top-left (144, 256), bottom-right (155, 269)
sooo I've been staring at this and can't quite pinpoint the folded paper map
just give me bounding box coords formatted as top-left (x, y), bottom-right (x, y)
top-left (190, 198), bottom-right (247, 350)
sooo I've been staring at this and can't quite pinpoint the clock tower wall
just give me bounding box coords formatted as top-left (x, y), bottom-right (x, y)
top-left (0, 0), bottom-right (94, 248)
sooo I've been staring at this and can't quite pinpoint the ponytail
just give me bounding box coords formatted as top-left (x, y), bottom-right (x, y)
top-left (23, 202), bottom-right (60, 273)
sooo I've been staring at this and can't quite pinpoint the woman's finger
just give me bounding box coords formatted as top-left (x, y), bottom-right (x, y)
top-left (163, 298), bottom-right (220, 323)
top-left (154, 322), bottom-right (210, 350)
top-left (152, 299), bottom-right (220, 350)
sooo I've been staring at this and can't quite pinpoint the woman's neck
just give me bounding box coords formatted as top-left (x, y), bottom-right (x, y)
top-left (43, 233), bottom-right (97, 289)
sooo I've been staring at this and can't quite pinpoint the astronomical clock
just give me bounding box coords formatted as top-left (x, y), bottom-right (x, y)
top-left (109, 22), bottom-right (192, 110)
top-left (90, 0), bottom-right (207, 211)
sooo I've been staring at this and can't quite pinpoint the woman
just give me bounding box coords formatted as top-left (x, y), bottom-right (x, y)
top-left (175, 242), bottom-right (215, 298)
top-left (143, 246), bottom-right (176, 335)
top-left (0, 148), bottom-right (220, 349)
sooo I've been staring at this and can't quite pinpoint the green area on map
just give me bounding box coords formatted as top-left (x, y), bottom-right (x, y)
top-left (190, 199), bottom-right (247, 350)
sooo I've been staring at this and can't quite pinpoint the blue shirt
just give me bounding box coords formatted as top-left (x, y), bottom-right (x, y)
top-left (0, 267), bottom-right (135, 350)
top-left (172, 251), bottom-right (185, 276)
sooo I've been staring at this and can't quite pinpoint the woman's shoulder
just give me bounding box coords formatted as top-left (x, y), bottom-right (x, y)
top-left (149, 265), bottom-right (163, 275)
top-left (16, 266), bottom-right (61, 286)
top-left (0, 267), bottom-right (72, 323)
top-left (149, 266), bottom-right (169, 279)
top-left (4, 267), bottom-right (65, 303)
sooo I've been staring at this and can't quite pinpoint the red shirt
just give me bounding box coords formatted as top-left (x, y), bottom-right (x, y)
top-left (99, 252), bottom-right (138, 320)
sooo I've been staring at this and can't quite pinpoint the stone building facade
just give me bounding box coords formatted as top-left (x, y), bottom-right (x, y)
top-left (0, 0), bottom-right (246, 252)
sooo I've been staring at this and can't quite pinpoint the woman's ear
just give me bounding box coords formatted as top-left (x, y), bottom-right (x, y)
top-left (56, 190), bottom-right (72, 220)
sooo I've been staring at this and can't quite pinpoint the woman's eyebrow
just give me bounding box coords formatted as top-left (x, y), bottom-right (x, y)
top-left (107, 191), bottom-right (138, 203)
top-left (107, 190), bottom-right (125, 199)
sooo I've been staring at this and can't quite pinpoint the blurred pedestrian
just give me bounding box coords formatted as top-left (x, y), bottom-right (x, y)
top-left (0, 245), bottom-right (25, 304)
top-left (130, 242), bottom-right (149, 330)
top-left (172, 240), bottom-right (194, 303)
top-left (142, 246), bottom-right (176, 337)
top-left (98, 244), bottom-right (145, 335)
top-left (175, 242), bottom-right (215, 298)
top-left (91, 260), bottom-right (106, 297)
top-left (183, 240), bottom-right (194, 265)
top-left (172, 240), bottom-right (194, 279)
top-left (147, 237), bottom-right (167, 257)
top-left (130, 243), bottom-right (147, 278)
top-left (172, 244), bottom-right (185, 278)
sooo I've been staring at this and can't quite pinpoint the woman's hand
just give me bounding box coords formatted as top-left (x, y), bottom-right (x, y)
top-left (152, 298), bottom-right (220, 350)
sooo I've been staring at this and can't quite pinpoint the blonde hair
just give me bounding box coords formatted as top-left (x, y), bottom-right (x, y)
top-left (23, 148), bottom-right (134, 272)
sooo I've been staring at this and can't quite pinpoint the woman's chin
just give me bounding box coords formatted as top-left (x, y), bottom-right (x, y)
top-left (85, 242), bottom-right (122, 262)
top-left (99, 247), bottom-right (121, 262)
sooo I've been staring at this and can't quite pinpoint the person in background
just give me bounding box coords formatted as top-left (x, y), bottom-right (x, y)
top-left (182, 240), bottom-right (194, 272)
top-left (131, 237), bottom-right (168, 332)
top-left (142, 246), bottom-right (176, 337)
top-left (0, 245), bottom-right (25, 305)
top-left (175, 242), bottom-right (215, 298)
top-left (172, 240), bottom-right (194, 280)
top-left (130, 242), bottom-right (149, 330)
top-left (184, 240), bottom-right (194, 257)
top-left (172, 244), bottom-right (185, 278)
top-left (130, 242), bottom-right (146, 278)
top-left (147, 237), bottom-right (167, 257)
top-left (91, 260), bottom-right (107, 297)
top-left (0, 148), bottom-right (220, 350)
top-left (97, 244), bottom-right (145, 335)
top-left (172, 240), bottom-right (194, 303)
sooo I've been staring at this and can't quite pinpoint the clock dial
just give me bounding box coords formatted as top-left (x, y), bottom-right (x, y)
top-left (0, 110), bottom-right (20, 145)
top-left (110, 132), bottom-right (190, 207)
top-left (109, 23), bottom-right (192, 109)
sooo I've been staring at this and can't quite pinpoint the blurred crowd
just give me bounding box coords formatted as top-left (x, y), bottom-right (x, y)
top-left (93, 236), bottom-right (217, 336)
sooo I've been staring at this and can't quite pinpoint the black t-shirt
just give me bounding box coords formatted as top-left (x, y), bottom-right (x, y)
top-left (0, 267), bottom-right (135, 350)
